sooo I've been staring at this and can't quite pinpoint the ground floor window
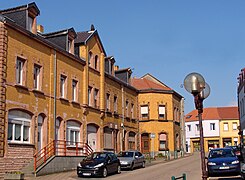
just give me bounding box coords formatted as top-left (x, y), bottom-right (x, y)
top-left (8, 110), bottom-right (31, 143)
top-left (159, 133), bottom-right (167, 150)
top-left (128, 131), bottom-right (136, 150)
top-left (66, 121), bottom-right (80, 146)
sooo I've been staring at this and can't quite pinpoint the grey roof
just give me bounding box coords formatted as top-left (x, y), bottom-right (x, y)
top-left (0, 2), bottom-right (40, 15)
top-left (74, 31), bottom-right (94, 44)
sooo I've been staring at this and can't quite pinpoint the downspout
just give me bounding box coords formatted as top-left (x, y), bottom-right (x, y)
top-left (53, 50), bottom-right (57, 143)
top-left (121, 85), bottom-right (124, 151)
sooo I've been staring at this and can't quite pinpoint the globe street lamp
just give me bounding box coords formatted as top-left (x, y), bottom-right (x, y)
top-left (184, 73), bottom-right (210, 180)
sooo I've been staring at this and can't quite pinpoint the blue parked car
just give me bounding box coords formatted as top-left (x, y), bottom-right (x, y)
top-left (207, 148), bottom-right (240, 177)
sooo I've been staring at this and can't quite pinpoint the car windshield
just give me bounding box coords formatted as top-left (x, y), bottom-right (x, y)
top-left (85, 153), bottom-right (107, 160)
top-left (209, 149), bottom-right (235, 158)
top-left (118, 151), bottom-right (134, 157)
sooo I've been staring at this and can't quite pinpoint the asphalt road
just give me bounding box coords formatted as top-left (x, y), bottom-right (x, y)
top-left (28, 152), bottom-right (243, 180)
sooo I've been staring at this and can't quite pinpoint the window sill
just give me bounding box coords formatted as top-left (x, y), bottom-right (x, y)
top-left (32, 89), bottom-right (45, 95)
top-left (15, 84), bottom-right (28, 90)
top-left (59, 97), bottom-right (69, 102)
top-left (71, 101), bottom-right (80, 106)
top-left (8, 141), bottom-right (35, 147)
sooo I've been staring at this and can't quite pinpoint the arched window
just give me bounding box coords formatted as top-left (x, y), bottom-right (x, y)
top-left (8, 110), bottom-right (32, 143)
top-left (88, 51), bottom-right (93, 66)
top-left (66, 120), bottom-right (81, 145)
top-left (94, 55), bottom-right (99, 70)
top-left (159, 133), bottom-right (167, 150)
top-left (128, 131), bottom-right (136, 150)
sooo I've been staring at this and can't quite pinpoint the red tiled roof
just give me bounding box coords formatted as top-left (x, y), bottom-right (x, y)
top-left (185, 106), bottom-right (239, 122)
top-left (131, 78), bottom-right (172, 91)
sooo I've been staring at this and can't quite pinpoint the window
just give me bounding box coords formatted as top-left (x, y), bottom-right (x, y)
top-left (196, 124), bottom-right (200, 131)
top-left (60, 75), bottom-right (67, 98)
top-left (159, 105), bottom-right (165, 119)
top-left (126, 100), bottom-right (129, 117)
top-left (66, 121), bottom-right (80, 146)
top-left (224, 123), bottom-right (229, 131)
top-left (88, 52), bottom-right (92, 65)
top-left (8, 110), bottom-right (31, 143)
top-left (88, 87), bottom-right (92, 106)
top-left (68, 39), bottom-right (73, 53)
top-left (159, 133), bottom-right (167, 150)
top-left (34, 64), bottom-right (41, 90)
top-left (210, 123), bottom-right (215, 131)
top-left (106, 93), bottom-right (110, 111)
top-left (131, 103), bottom-right (134, 118)
top-left (16, 57), bottom-right (25, 85)
top-left (187, 125), bottom-right (191, 132)
top-left (114, 96), bottom-right (118, 113)
top-left (94, 89), bottom-right (99, 108)
top-left (232, 122), bottom-right (238, 130)
top-left (141, 105), bottom-right (148, 118)
top-left (94, 55), bottom-right (99, 70)
top-left (72, 80), bottom-right (78, 101)
top-left (27, 16), bottom-right (34, 32)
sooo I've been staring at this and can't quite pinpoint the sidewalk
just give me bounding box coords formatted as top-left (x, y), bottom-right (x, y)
top-left (26, 153), bottom-right (192, 180)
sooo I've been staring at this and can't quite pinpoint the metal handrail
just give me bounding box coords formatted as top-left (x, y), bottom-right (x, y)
top-left (34, 140), bottom-right (93, 171)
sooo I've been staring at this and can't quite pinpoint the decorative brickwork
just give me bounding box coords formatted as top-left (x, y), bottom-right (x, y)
top-left (0, 22), bottom-right (7, 157)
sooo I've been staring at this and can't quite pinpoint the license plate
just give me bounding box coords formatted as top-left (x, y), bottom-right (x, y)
top-left (83, 173), bottom-right (91, 176)
top-left (219, 166), bottom-right (229, 169)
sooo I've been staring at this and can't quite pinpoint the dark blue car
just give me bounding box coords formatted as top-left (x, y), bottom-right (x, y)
top-left (207, 148), bottom-right (240, 177)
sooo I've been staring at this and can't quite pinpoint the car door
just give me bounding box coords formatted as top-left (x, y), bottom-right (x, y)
top-left (136, 151), bottom-right (143, 167)
top-left (135, 152), bottom-right (140, 167)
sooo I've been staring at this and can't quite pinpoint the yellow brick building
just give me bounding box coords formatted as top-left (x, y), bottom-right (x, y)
top-left (0, 2), bottom-right (139, 176)
top-left (132, 74), bottom-right (184, 157)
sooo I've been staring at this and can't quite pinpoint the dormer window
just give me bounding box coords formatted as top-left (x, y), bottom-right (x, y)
top-left (27, 16), bottom-right (34, 32)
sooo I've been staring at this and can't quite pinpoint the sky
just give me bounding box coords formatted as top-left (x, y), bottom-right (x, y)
top-left (2, 1), bottom-right (245, 114)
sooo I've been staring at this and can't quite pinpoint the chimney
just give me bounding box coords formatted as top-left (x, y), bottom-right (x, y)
top-left (114, 65), bottom-right (119, 71)
top-left (37, 24), bottom-right (44, 33)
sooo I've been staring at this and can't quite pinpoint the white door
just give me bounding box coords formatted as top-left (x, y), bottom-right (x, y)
top-left (38, 115), bottom-right (43, 152)
top-left (87, 125), bottom-right (97, 151)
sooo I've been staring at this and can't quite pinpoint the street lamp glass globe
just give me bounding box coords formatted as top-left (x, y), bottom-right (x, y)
top-left (200, 82), bottom-right (210, 99)
top-left (183, 72), bottom-right (205, 94)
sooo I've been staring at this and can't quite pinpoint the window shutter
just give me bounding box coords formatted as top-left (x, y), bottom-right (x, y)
top-left (159, 106), bottom-right (165, 115)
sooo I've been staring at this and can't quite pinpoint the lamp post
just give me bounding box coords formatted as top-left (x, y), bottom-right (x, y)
top-left (184, 73), bottom-right (210, 180)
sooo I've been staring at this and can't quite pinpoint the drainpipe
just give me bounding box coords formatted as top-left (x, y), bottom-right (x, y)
top-left (53, 50), bottom-right (57, 144)
top-left (121, 85), bottom-right (124, 151)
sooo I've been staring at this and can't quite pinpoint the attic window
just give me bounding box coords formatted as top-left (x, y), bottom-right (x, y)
top-left (27, 16), bottom-right (34, 32)
top-left (186, 115), bottom-right (192, 119)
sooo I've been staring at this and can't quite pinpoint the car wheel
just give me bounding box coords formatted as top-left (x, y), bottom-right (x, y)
top-left (117, 165), bottom-right (121, 174)
top-left (102, 167), bottom-right (108, 178)
top-left (142, 161), bottom-right (145, 168)
top-left (130, 163), bottom-right (134, 170)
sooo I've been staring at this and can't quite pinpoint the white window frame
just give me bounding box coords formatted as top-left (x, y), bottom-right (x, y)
top-left (88, 87), bottom-right (92, 106)
top-left (16, 58), bottom-right (24, 85)
top-left (8, 111), bottom-right (31, 144)
top-left (72, 80), bottom-right (78, 102)
top-left (34, 64), bottom-right (41, 90)
top-left (210, 123), bottom-right (215, 131)
top-left (141, 105), bottom-right (148, 118)
top-left (114, 96), bottom-right (118, 113)
top-left (187, 125), bottom-right (191, 132)
top-left (224, 123), bottom-right (229, 131)
top-left (27, 16), bottom-right (34, 32)
top-left (196, 124), bottom-right (200, 131)
top-left (232, 122), bottom-right (238, 130)
top-left (67, 122), bottom-right (80, 146)
top-left (60, 75), bottom-right (66, 98)
top-left (159, 105), bottom-right (165, 118)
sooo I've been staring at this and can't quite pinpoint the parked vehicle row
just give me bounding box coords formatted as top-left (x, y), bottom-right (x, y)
top-left (77, 150), bottom-right (145, 178)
